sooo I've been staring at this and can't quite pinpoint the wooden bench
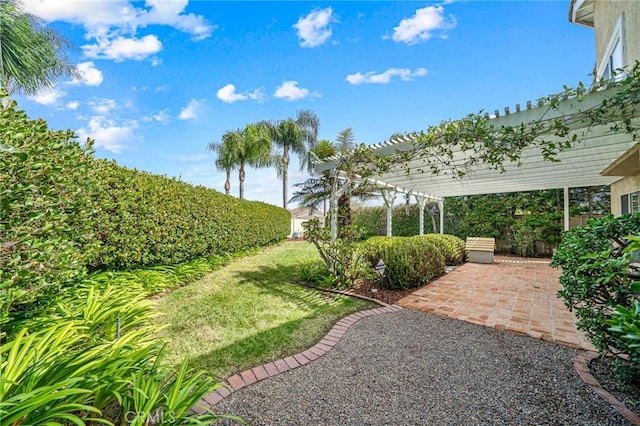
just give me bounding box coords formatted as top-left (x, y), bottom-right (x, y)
top-left (465, 237), bottom-right (495, 264)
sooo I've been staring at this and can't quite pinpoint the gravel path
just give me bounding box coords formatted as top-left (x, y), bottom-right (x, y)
top-left (214, 309), bottom-right (627, 425)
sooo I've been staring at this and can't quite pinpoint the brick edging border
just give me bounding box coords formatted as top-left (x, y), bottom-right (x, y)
top-left (574, 351), bottom-right (640, 425)
top-left (193, 303), bottom-right (402, 413)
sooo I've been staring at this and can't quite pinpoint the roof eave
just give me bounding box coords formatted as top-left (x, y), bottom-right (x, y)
top-left (569, 0), bottom-right (595, 28)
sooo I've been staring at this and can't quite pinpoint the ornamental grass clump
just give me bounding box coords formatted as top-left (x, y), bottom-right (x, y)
top-left (0, 282), bottom-right (223, 425)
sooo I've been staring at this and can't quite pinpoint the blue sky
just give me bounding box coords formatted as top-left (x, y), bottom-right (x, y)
top-left (17, 0), bottom-right (595, 208)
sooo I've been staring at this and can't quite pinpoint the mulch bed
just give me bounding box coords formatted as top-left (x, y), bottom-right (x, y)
top-left (346, 279), bottom-right (416, 305)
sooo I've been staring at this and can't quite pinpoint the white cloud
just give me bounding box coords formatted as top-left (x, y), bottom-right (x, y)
top-left (346, 67), bottom-right (428, 85)
top-left (179, 98), bottom-right (204, 120)
top-left (71, 61), bottom-right (103, 86)
top-left (77, 116), bottom-right (137, 153)
top-left (390, 5), bottom-right (456, 45)
top-left (83, 34), bottom-right (162, 61)
top-left (89, 98), bottom-right (117, 114)
top-left (216, 84), bottom-right (247, 103)
top-left (143, 109), bottom-right (171, 124)
top-left (293, 7), bottom-right (335, 48)
top-left (274, 81), bottom-right (319, 101)
top-left (216, 84), bottom-right (265, 104)
top-left (66, 100), bottom-right (80, 110)
top-left (137, 0), bottom-right (215, 41)
top-left (248, 89), bottom-right (265, 101)
top-left (173, 153), bottom-right (211, 163)
top-left (22, 0), bottom-right (214, 62)
top-left (28, 88), bottom-right (66, 105)
top-left (150, 56), bottom-right (162, 66)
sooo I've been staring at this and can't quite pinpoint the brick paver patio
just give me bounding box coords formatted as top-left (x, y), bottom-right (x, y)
top-left (396, 256), bottom-right (595, 350)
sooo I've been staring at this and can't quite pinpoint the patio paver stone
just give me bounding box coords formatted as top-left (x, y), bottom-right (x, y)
top-left (396, 256), bottom-right (595, 350)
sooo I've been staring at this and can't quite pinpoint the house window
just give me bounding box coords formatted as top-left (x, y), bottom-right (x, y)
top-left (599, 15), bottom-right (625, 81)
top-left (622, 191), bottom-right (640, 215)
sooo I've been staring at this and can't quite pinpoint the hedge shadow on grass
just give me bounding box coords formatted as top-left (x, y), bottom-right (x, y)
top-left (229, 264), bottom-right (343, 311)
top-left (187, 316), bottom-right (307, 381)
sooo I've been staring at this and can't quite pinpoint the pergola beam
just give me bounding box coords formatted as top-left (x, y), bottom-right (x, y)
top-left (313, 83), bottom-right (640, 234)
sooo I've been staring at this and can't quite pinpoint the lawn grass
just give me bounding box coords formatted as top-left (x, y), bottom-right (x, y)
top-left (155, 242), bottom-right (374, 380)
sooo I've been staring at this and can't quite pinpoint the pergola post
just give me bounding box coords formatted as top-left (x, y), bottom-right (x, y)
top-left (415, 195), bottom-right (428, 235)
top-left (564, 186), bottom-right (570, 232)
top-left (438, 199), bottom-right (444, 234)
top-left (380, 190), bottom-right (397, 237)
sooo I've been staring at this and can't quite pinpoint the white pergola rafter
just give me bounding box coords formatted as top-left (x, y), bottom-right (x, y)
top-left (315, 84), bottom-right (640, 236)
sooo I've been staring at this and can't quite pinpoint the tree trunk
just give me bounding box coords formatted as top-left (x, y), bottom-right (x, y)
top-left (224, 169), bottom-right (231, 195)
top-left (338, 194), bottom-right (351, 231)
top-left (239, 162), bottom-right (245, 199)
top-left (282, 144), bottom-right (289, 209)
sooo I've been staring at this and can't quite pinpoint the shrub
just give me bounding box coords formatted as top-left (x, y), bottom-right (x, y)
top-left (303, 220), bottom-right (373, 288)
top-left (411, 234), bottom-right (466, 265)
top-left (0, 100), bottom-right (98, 322)
top-left (607, 299), bottom-right (640, 370)
top-left (363, 236), bottom-right (445, 290)
top-left (551, 214), bottom-right (640, 355)
top-left (90, 160), bottom-right (289, 270)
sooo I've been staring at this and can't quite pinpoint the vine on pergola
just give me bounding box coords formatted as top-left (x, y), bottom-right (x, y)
top-left (327, 62), bottom-right (640, 187)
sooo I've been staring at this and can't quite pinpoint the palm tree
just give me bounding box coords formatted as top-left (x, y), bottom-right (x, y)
top-left (219, 124), bottom-right (272, 199)
top-left (207, 137), bottom-right (237, 195)
top-left (266, 110), bottom-right (319, 209)
top-left (0, 0), bottom-right (75, 100)
top-left (291, 129), bottom-right (376, 229)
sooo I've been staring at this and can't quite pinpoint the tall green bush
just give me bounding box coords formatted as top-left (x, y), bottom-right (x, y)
top-left (0, 100), bottom-right (98, 320)
top-left (90, 161), bottom-right (289, 270)
top-left (551, 214), bottom-right (640, 355)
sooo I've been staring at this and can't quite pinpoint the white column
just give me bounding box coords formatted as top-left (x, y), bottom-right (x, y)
top-left (564, 186), bottom-right (570, 232)
top-left (439, 199), bottom-right (444, 234)
top-left (381, 190), bottom-right (397, 237)
top-left (415, 195), bottom-right (428, 236)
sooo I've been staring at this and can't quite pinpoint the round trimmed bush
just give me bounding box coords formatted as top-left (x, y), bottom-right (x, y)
top-left (363, 236), bottom-right (445, 290)
top-left (411, 234), bottom-right (466, 264)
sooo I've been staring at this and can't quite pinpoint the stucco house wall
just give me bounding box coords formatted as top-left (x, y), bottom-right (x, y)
top-left (593, 1), bottom-right (640, 77)
top-left (289, 208), bottom-right (325, 237)
top-left (574, 0), bottom-right (640, 215)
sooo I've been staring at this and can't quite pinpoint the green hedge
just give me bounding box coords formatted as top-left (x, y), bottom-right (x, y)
top-left (411, 234), bottom-right (466, 265)
top-left (0, 102), bottom-right (99, 315)
top-left (90, 161), bottom-right (289, 270)
top-left (1, 99), bottom-right (289, 318)
top-left (362, 236), bottom-right (445, 290)
top-left (352, 205), bottom-right (430, 238)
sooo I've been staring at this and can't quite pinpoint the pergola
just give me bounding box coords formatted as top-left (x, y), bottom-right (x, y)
top-left (314, 85), bottom-right (640, 239)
